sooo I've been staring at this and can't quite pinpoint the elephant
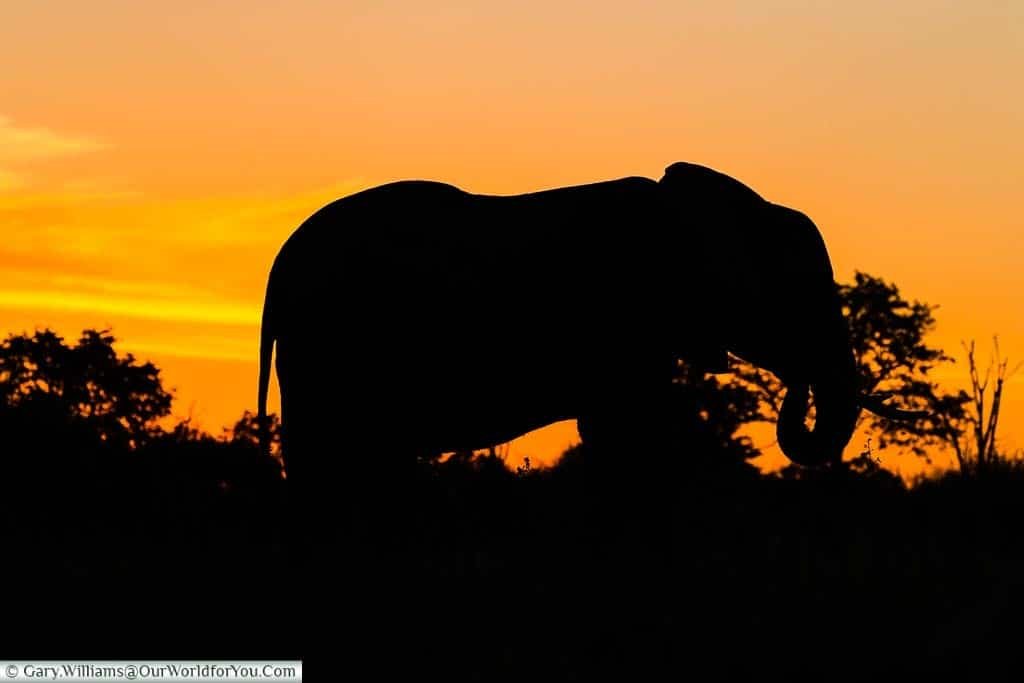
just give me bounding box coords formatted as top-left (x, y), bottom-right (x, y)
top-left (257, 161), bottom-right (912, 487)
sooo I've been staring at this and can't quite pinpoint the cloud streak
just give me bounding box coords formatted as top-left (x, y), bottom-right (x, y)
top-left (0, 115), bottom-right (107, 164)
top-left (0, 179), bottom-right (371, 365)
top-left (0, 288), bottom-right (258, 327)
top-left (0, 115), bottom-right (108, 193)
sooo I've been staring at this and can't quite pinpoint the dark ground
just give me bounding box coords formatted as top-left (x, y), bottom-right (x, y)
top-left (3, 443), bottom-right (1024, 680)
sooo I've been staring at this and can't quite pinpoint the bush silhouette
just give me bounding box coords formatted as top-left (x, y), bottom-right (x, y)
top-left (0, 328), bottom-right (172, 453)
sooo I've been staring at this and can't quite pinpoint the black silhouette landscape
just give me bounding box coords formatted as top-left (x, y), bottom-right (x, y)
top-left (3, 163), bottom-right (1022, 678)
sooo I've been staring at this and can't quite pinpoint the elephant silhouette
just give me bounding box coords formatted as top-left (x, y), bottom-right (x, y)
top-left (257, 161), bottom-right (912, 488)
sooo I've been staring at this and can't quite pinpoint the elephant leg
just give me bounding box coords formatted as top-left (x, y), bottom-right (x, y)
top-left (580, 397), bottom-right (681, 481)
top-left (339, 438), bottom-right (412, 537)
top-left (577, 351), bottom-right (684, 454)
top-left (580, 389), bottom-right (680, 511)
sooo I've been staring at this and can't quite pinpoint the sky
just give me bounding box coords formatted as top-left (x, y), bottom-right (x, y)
top-left (1, 0), bottom-right (1021, 475)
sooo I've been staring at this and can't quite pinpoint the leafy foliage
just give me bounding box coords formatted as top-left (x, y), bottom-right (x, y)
top-left (671, 360), bottom-right (762, 465)
top-left (728, 271), bottom-right (969, 463)
top-left (841, 272), bottom-right (967, 459)
top-left (0, 328), bottom-right (172, 449)
top-left (224, 409), bottom-right (282, 457)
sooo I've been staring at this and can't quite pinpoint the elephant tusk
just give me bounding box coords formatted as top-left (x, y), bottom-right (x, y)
top-left (858, 392), bottom-right (929, 421)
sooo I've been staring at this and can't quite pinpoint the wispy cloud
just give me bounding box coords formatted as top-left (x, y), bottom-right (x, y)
top-left (0, 168), bottom-right (25, 191)
top-left (0, 115), bottom-right (107, 164)
top-left (0, 267), bottom-right (213, 304)
top-left (141, 178), bottom-right (371, 249)
top-left (0, 115), bottom-right (108, 192)
top-left (0, 178), bottom-right (370, 364)
top-left (0, 287), bottom-right (257, 327)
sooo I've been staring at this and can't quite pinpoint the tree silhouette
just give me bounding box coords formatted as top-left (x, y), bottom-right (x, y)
top-left (0, 328), bottom-right (172, 450)
top-left (727, 272), bottom-right (968, 464)
top-left (940, 338), bottom-right (1021, 473)
top-left (224, 409), bottom-right (282, 456)
top-left (670, 360), bottom-right (762, 467)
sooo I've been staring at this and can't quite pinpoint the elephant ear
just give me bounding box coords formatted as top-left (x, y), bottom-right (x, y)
top-left (659, 161), bottom-right (765, 209)
top-left (658, 162), bottom-right (767, 254)
top-left (658, 161), bottom-right (768, 293)
top-left (658, 162), bottom-right (772, 356)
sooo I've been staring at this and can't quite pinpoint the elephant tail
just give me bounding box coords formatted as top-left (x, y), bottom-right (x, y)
top-left (257, 272), bottom-right (276, 459)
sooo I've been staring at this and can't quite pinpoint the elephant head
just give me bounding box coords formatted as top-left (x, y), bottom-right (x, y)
top-left (659, 162), bottom-right (918, 467)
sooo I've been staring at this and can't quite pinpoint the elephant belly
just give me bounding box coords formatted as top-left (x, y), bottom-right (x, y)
top-left (380, 341), bottom-right (585, 452)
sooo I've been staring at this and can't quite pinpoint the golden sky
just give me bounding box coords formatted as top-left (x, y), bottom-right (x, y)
top-left (2, 1), bottom-right (1021, 474)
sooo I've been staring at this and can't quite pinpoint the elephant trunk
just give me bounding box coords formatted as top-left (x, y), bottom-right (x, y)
top-left (776, 311), bottom-right (861, 467)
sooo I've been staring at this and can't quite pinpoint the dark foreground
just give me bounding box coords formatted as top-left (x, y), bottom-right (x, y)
top-left (3, 445), bottom-right (1024, 680)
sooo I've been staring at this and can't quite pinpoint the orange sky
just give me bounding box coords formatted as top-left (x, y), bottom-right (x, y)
top-left (2, 1), bottom-right (1021, 475)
